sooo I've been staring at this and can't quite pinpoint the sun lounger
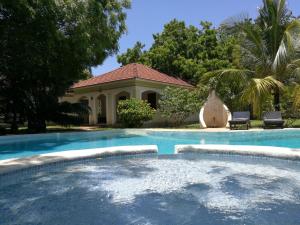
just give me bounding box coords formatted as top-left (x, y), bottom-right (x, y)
top-left (263, 111), bottom-right (284, 129)
top-left (229, 111), bottom-right (251, 130)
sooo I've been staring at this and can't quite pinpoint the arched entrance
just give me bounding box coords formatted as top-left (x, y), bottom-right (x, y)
top-left (115, 91), bottom-right (130, 120)
top-left (78, 96), bottom-right (89, 124)
top-left (142, 91), bottom-right (159, 109)
top-left (116, 91), bottom-right (130, 102)
top-left (97, 94), bottom-right (107, 124)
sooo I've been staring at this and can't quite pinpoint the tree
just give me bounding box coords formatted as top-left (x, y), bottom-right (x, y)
top-left (0, 0), bottom-right (130, 132)
top-left (203, 0), bottom-right (300, 116)
top-left (117, 98), bottom-right (155, 128)
top-left (117, 20), bottom-right (234, 84)
top-left (158, 86), bottom-right (206, 125)
top-left (117, 41), bottom-right (145, 65)
top-left (292, 85), bottom-right (300, 109)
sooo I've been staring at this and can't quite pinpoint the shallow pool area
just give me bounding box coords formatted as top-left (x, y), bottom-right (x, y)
top-left (0, 129), bottom-right (300, 160)
top-left (1, 153), bottom-right (300, 225)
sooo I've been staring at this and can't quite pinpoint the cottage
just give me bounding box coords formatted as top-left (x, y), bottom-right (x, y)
top-left (61, 63), bottom-right (193, 125)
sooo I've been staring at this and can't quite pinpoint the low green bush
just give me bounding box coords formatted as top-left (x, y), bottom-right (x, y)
top-left (117, 98), bottom-right (156, 128)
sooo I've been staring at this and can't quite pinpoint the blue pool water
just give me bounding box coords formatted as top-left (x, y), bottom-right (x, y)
top-left (1, 154), bottom-right (300, 225)
top-left (0, 129), bottom-right (300, 160)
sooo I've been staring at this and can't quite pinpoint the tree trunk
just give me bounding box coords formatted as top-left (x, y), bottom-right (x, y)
top-left (28, 115), bottom-right (46, 133)
top-left (273, 87), bottom-right (280, 111)
top-left (10, 109), bottom-right (18, 133)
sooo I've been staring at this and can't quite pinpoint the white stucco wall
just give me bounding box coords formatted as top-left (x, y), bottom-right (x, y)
top-left (60, 85), bottom-right (168, 125)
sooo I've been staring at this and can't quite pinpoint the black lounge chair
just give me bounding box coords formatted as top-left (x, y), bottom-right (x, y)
top-left (263, 111), bottom-right (284, 129)
top-left (229, 111), bottom-right (251, 130)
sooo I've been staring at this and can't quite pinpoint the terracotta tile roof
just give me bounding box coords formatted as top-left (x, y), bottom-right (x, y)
top-left (72, 63), bottom-right (193, 89)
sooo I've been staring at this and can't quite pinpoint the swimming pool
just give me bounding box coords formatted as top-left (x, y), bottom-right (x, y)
top-left (1, 153), bottom-right (300, 225)
top-left (0, 129), bottom-right (300, 160)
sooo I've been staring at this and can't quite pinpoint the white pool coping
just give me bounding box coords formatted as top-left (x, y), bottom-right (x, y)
top-left (0, 145), bottom-right (158, 175)
top-left (175, 144), bottom-right (300, 160)
top-left (145, 128), bottom-right (300, 132)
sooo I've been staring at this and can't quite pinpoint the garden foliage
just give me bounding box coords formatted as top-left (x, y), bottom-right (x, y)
top-left (117, 98), bottom-right (156, 128)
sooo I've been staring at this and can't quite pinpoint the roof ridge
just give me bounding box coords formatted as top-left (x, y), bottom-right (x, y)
top-left (135, 63), bottom-right (190, 83)
top-left (132, 63), bottom-right (139, 78)
top-left (72, 63), bottom-right (194, 89)
top-left (92, 65), bottom-right (125, 79)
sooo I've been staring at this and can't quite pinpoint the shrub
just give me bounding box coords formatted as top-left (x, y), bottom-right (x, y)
top-left (159, 86), bottom-right (206, 125)
top-left (117, 98), bottom-right (156, 128)
top-left (50, 102), bottom-right (90, 126)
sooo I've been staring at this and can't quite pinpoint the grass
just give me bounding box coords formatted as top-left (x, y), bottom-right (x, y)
top-left (46, 125), bottom-right (111, 132)
top-left (179, 119), bottom-right (300, 129)
top-left (1, 119), bottom-right (300, 135)
top-left (0, 125), bottom-right (111, 135)
top-left (251, 119), bottom-right (300, 128)
top-left (250, 120), bottom-right (263, 128)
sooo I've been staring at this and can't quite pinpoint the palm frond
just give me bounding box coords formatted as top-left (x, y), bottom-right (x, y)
top-left (293, 85), bottom-right (300, 109)
top-left (286, 59), bottom-right (300, 81)
top-left (287, 59), bottom-right (300, 69)
top-left (202, 69), bottom-right (253, 84)
top-left (273, 20), bottom-right (300, 71)
top-left (241, 24), bottom-right (267, 60)
top-left (241, 76), bottom-right (283, 115)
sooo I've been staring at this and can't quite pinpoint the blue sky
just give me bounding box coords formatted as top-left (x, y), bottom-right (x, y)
top-left (92, 0), bottom-right (300, 76)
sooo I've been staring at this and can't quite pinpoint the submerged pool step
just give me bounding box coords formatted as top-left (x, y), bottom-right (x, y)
top-left (175, 144), bottom-right (300, 160)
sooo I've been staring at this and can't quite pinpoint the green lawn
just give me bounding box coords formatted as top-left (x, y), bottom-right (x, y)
top-left (0, 125), bottom-right (111, 135)
top-left (46, 125), bottom-right (110, 131)
top-left (180, 119), bottom-right (300, 129)
top-left (1, 119), bottom-right (300, 136)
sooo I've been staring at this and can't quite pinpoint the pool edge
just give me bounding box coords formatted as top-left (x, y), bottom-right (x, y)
top-left (0, 145), bottom-right (158, 175)
top-left (175, 144), bottom-right (300, 160)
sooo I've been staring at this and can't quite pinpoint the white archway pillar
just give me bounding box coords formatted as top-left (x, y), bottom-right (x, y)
top-left (89, 94), bottom-right (98, 125)
top-left (106, 93), bottom-right (116, 125)
top-left (133, 86), bottom-right (141, 99)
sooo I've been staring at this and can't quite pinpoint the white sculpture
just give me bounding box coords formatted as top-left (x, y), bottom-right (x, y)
top-left (199, 90), bottom-right (231, 128)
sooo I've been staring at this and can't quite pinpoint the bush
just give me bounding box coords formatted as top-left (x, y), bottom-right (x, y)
top-left (117, 98), bottom-right (156, 128)
top-left (50, 102), bottom-right (91, 127)
top-left (159, 86), bottom-right (206, 125)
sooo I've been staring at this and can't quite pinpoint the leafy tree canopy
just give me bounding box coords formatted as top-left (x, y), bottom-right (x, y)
top-left (117, 19), bottom-right (235, 84)
top-left (0, 0), bottom-right (130, 132)
top-left (117, 41), bottom-right (145, 65)
top-left (203, 0), bottom-right (300, 116)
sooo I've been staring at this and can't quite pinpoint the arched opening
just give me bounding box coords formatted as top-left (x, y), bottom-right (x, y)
top-left (142, 91), bottom-right (159, 109)
top-left (97, 94), bottom-right (106, 124)
top-left (116, 91), bottom-right (130, 102)
top-left (115, 91), bottom-right (130, 121)
top-left (78, 96), bottom-right (89, 124)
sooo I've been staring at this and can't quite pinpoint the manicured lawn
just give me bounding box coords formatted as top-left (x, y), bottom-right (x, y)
top-left (1, 119), bottom-right (299, 136)
top-left (0, 125), bottom-right (111, 135)
top-left (46, 125), bottom-right (111, 132)
top-left (180, 119), bottom-right (300, 129)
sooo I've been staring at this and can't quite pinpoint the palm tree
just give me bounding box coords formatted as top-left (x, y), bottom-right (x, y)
top-left (293, 85), bottom-right (300, 109)
top-left (203, 0), bottom-right (300, 116)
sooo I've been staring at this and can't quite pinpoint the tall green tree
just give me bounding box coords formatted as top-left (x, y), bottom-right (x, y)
top-left (117, 41), bottom-right (145, 65)
top-left (0, 0), bottom-right (130, 132)
top-left (203, 0), bottom-right (300, 115)
top-left (117, 20), bottom-right (234, 84)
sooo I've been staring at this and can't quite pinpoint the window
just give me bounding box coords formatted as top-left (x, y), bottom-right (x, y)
top-left (147, 93), bottom-right (157, 109)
